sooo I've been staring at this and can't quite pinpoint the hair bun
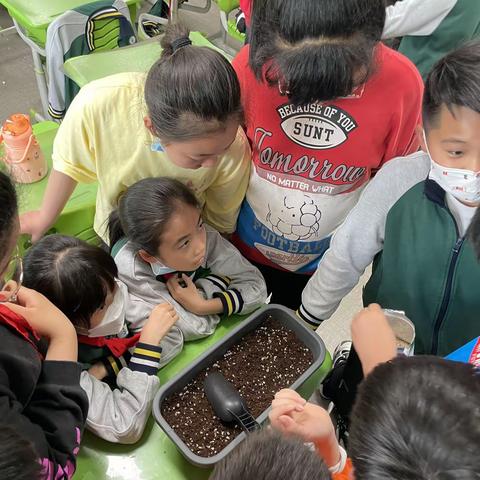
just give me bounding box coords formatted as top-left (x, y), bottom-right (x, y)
top-left (160, 23), bottom-right (192, 57)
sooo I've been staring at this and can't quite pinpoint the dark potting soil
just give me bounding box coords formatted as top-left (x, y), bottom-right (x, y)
top-left (161, 317), bottom-right (313, 457)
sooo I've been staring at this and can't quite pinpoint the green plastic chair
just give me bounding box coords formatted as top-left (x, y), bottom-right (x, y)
top-left (214, 0), bottom-right (245, 44)
top-left (0, 0), bottom-right (140, 119)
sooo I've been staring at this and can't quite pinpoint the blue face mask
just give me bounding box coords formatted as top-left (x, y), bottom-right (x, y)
top-left (151, 261), bottom-right (176, 276)
top-left (151, 140), bottom-right (164, 152)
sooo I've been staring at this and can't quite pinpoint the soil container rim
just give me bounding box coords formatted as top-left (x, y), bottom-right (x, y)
top-left (153, 304), bottom-right (327, 467)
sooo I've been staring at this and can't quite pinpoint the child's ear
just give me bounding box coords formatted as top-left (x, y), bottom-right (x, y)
top-left (143, 116), bottom-right (156, 136)
top-left (138, 249), bottom-right (156, 264)
top-left (416, 124), bottom-right (427, 152)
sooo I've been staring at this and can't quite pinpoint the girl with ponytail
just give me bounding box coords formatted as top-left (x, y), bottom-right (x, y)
top-left (21, 23), bottom-right (250, 244)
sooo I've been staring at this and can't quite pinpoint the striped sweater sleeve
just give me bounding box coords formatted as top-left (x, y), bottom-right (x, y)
top-left (213, 288), bottom-right (245, 316)
top-left (128, 342), bottom-right (162, 376)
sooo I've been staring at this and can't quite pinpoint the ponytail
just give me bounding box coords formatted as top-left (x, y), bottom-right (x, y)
top-left (145, 23), bottom-right (242, 142)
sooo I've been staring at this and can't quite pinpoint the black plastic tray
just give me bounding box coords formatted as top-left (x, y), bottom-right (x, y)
top-left (153, 304), bottom-right (327, 467)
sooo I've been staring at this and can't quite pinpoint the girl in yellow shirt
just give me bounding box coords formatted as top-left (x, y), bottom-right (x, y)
top-left (20, 24), bottom-right (251, 244)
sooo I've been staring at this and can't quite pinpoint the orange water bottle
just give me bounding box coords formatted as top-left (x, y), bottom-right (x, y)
top-left (0, 114), bottom-right (47, 184)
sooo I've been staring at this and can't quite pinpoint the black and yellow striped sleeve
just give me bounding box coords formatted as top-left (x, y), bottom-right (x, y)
top-left (213, 288), bottom-right (245, 316)
top-left (101, 354), bottom-right (129, 377)
top-left (128, 342), bottom-right (162, 376)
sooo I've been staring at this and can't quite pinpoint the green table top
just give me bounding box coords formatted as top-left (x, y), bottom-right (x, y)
top-left (14, 121), bottom-right (96, 216)
top-left (74, 312), bottom-right (331, 480)
top-left (64, 32), bottom-right (230, 88)
top-left (9, 121), bottom-right (98, 251)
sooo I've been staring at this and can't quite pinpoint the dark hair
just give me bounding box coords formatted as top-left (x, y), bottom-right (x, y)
top-left (0, 424), bottom-right (41, 480)
top-left (0, 172), bottom-right (18, 255)
top-left (350, 356), bottom-right (480, 479)
top-left (108, 177), bottom-right (200, 255)
top-left (423, 40), bottom-right (480, 129)
top-left (210, 429), bottom-right (331, 480)
top-left (23, 235), bottom-right (117, 330)
top-left (145, 23), bottom-right (242, 142)
top-left (249, 0), bottom-right (385, 105)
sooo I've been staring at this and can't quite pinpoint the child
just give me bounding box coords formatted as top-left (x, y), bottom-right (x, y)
top-left (299, 40), bottom-right (480, 357)
top-left (213, 307), bottom-right (480, 479)
top-left (109, 177), bottom-right (267, 337)
top-left (23, 234), bottom-right (181, 444)
top-left (20, 23), bottom-right (250, 243)
top-left (232, 0), bottom-right (423, 307)
top-left (398, 0), bottom-right (480, 78)
top-left (210, 429), bottom-right (332, 480)
top-left (0, 172), bottom-right (88, 479)
top-left (267, 358), bottom-right (480, 480)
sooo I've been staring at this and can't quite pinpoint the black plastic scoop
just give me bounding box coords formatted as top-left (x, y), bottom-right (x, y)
top-left (204, 372), bottom-right (259, 433)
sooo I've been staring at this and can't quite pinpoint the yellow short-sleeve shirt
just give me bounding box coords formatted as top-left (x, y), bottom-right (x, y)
top-left (52, 72), bottom-right (251, 242)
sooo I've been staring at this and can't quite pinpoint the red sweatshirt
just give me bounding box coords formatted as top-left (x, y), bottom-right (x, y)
top-left (232, 43), bottom-right (423, 273)
top-left (239, 0), bottom-right (252, 26)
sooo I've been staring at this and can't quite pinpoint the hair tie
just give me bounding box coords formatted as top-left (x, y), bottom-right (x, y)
top-left (171, 36), bottom-right (192, 53)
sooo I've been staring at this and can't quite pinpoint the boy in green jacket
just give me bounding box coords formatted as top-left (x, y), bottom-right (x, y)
top-left (299, 40), bottom-right (480, 357)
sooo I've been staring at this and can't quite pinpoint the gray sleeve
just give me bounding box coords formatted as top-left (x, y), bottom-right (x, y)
top-left (80, 369), bottom-right (159, 444)
top-left (382, 0), bottom-right (456, 39)
top-left (197, 228), bottom-right (268, 316)
top-left (130, 291), bottom-right (221, 342)
top-left (298, 153), bottom-right (431, 327)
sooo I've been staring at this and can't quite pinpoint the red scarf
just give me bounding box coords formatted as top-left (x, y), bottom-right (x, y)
top-left (0, 304), bottom-right (42, 356)
top-left (77, 333), bottom-right (140, 357)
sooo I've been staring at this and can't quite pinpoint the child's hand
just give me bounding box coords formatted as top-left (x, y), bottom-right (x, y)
top-left (269, 389), bottom-right (340, 468)
top-left (269, 389), bottom-right (334, 442)
top-left (19, 210), bottom-right (50, 243)
top-left (5, 286), bottom-right (75, 340)
top-left (139, 303), bottom-right (179, 346)
top-left (88, 362), bottom-right (108, 380)
top-left (351, 303), bottom-right (397, 376)
top-left (5, 286), bottom-right (77, 361)
top-left (166, 274), bottom-right (207, 314)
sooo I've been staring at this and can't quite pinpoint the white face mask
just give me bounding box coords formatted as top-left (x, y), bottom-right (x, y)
top-left (425, 131), bottom-right (480, 204)
top-left (151, 260), bottom-right (176, 276)
top-left (87, 281), bottom-right (127, 338)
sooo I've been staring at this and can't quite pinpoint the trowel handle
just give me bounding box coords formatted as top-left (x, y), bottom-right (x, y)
top-left (231, 409), bottom-right (260, 433)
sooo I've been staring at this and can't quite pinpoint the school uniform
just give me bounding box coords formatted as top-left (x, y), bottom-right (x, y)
top-left (399, 0), bottom-right (480, 78)
top-left (76, 283), bottom-right (184, 444)
top-left (112, 224), bottom-right (268, 338)
top-left (299, 151), bottom-right (480, 356)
